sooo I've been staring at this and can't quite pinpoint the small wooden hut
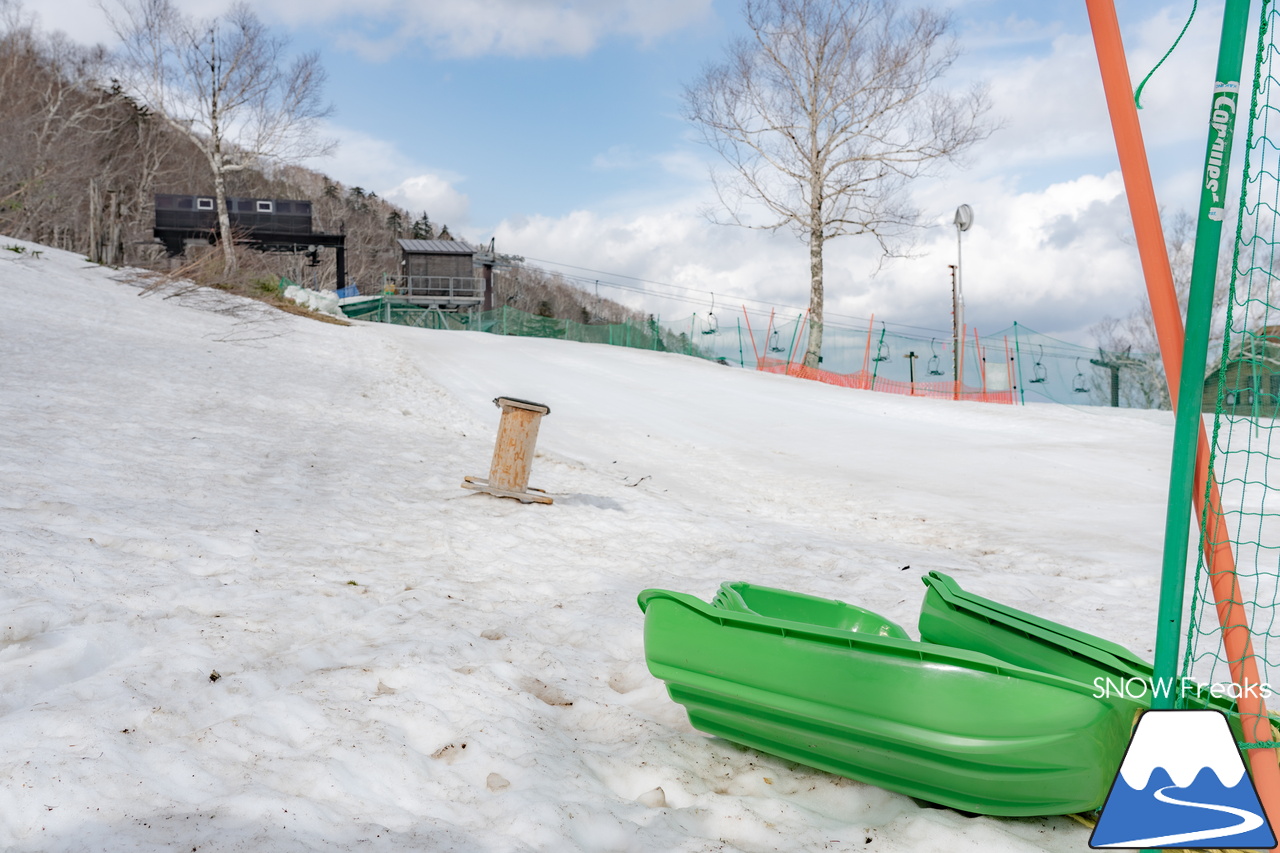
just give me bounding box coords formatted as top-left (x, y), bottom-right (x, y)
top-left (395, 239), bottom-right (482, 309)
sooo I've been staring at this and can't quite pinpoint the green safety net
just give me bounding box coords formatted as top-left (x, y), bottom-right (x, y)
top-left (339, 296), bottom-right (1162, 408)
top-left (1181, 0), bottom-right (1280, 745)
top-left (339, 299), bottom-right (723, 359)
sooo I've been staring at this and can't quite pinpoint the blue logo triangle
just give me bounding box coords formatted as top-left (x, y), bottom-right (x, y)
top-left (1091, 709), bottom-right (1276, 849)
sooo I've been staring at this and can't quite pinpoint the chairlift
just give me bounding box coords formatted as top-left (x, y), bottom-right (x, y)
top-left (873, 339), bottom-right (890, 362)
top-left (927, 338), bottom-right (944, 376)
top-left (703, 293), bottom-right (719, 335)
top-left (769, 330), bottom-right (785, 353)
top-left (1030, 344), bottom-right (1048, 384)
top-left (1073, 357), bottom-right (1089, 393)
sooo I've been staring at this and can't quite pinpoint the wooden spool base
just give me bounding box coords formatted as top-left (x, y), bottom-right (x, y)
top-left (461, 475), bottom-right (553, 505)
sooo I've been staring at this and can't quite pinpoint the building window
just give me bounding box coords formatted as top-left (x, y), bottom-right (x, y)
top-left (256, 200), bottom-right (274, 213)
top-left (196, 197), bottom-right (213, 210)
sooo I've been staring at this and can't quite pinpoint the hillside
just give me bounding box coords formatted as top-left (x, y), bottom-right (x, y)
top-left (0, 238), bottom-right (1177, 852)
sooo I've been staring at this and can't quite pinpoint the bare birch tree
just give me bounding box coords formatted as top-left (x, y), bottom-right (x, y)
top-left (685, 0), bottom-right (989, 367)
top-left (105, 0), bottom-right (332, 272)
top-left (1091, 209), bottom-right (1244, 409)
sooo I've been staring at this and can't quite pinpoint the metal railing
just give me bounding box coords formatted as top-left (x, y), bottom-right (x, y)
top-left (393, 276), bottom-right (483, 301)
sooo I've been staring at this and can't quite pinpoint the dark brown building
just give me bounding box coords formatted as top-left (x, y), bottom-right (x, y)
top-left (395, 239), bottom-right (482, 309)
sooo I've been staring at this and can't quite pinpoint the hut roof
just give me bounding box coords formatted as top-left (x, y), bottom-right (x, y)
top-left (397, 239), bottom-right (475, 254)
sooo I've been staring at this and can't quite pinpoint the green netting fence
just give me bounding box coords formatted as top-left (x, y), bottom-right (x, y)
top-left (339, 298), bottom-right (724, 357)
top-left (338, 296), bottom-right (1165, 408)
top-left (1182, 0), bottom-right (1280, 747)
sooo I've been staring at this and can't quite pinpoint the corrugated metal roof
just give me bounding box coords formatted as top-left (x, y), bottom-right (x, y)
top-left (397, 239), bottom-right (475, 254)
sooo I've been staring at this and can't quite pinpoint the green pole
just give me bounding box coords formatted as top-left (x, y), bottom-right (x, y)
top-left (1013, 322), bottom-right (1026, 405)
top-left (654, 316), bottom-right (660, 350)
top-left (1152, 0), bottom-right (1252, 710)
top-left (785, 314), bottom-right (802, 369)
top-left (737, 318), bottom-right (745, 367)
top-left (870, 326), bottom-right (887, 390)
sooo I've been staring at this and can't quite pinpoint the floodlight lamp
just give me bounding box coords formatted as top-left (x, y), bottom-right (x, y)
top-left (954, 204), bottom-right (973, 232)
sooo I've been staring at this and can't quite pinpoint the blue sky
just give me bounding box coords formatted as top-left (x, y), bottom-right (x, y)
top-left (44, 0), bottom-right (1239, 343)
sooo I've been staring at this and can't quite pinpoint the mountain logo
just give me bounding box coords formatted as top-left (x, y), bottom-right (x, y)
top-left (1090, 709), bottom-right (1276, 849)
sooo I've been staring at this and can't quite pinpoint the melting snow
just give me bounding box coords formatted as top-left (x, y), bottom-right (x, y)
top-left (0, 238), bottom-right (1176, 851)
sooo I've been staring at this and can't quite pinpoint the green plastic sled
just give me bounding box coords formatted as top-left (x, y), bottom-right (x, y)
top-left (918, 571), bottom-right (1151, 688)
top-left (918, 571), bottom-right (1244, 724)
top-left (638, 582), bottom-right (1143, 816)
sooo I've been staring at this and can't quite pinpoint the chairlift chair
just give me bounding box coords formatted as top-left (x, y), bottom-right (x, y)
top-left (703, 293), bottom-right (719, 335)
top-left (1073, 357), bottom-right (1089, 393)
top-left (927, 338), bottom-right (945, 376)
top-left (1030, 345), bottom-right (1048, 384)
top-left (769, 330), bottom-right (785, 353)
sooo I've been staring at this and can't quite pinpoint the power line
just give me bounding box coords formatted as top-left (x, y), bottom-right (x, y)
top-left (516, 254), bottom-right (958, 336)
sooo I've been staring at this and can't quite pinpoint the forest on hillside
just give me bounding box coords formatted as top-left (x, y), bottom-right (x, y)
top-left (0, 2), bottom-right (649, 327)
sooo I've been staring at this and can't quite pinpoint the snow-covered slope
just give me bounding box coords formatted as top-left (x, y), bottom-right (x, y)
top-left (0, 239), bottom-right (1172, 852)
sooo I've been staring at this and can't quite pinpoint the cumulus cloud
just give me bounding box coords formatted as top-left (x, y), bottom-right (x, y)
top-left (383, 174), bottom-right (471, 227)
top-left (298, 123), bottom-right (472, 228)
top-left (944, 1), bottom-right (1219, 189)
top-left (490, 165), bottom-right (1145, 343)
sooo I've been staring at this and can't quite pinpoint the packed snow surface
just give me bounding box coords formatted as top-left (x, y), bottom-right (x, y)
top-left (0, 239), bottom-right (1174, 851)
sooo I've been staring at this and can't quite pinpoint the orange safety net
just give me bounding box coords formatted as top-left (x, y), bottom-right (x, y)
top-left (754, 357), bottom-right (1016, 404)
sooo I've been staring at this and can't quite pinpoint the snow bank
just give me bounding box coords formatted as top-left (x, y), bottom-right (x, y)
top-left (284, 283), bottom-right (341, 317)
top-left (0, 237), bottom-right (1171, 851)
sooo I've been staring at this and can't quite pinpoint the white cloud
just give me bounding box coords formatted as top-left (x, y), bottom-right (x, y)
top-left (383, 174), bottom-right (470, 227)
top-left (300, 122), bottom-right (472, 228)
top-left (270, 0), bottom-right (714, 59)
top-left (490, 165), bottom-right (1146, 345)
top-left (48, 0), bottom-right (712, 58)
top-left (28, 0), bottom-right (115, 45)
top-left (953, 1), bottom-right (1219, 182)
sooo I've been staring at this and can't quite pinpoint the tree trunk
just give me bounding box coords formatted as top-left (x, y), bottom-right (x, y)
top-left (106, 190), bottom-right (123, 266)
top-left (212, 153), bottom-right (236, 273)
top-left (803, 227), bottom-right (825, 369)
top-left (88, 177), bottom-right (102, 264)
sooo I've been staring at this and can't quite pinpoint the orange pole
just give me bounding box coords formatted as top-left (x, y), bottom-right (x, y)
top-left (974, 327), bottom-right (986, 396)
top-left (763, 309), bottom-right (776, 368)
top-left (786, 310), bottom-right (810, 376)
top-left (1086, 0), bottom-right (1280, 826)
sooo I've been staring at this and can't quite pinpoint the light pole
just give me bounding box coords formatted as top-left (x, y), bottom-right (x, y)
top-left (952, 204), bottom-right (973, 393)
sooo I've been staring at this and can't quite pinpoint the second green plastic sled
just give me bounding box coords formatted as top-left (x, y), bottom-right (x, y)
top-left (918, 571), bottom-right (1246, 726)
top-left (638, 581), bottom-right (1143, 816)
